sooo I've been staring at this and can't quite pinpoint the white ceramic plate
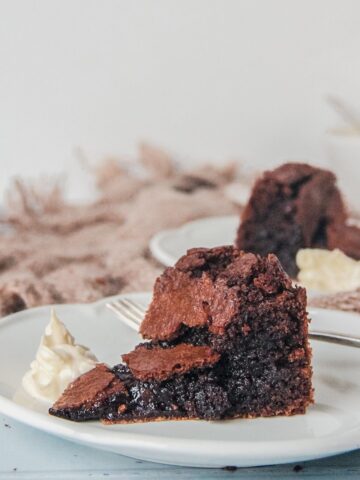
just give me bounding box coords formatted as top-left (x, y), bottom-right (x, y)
top-left (0, 293), bottom-right (359, 467)
top-left (150, 215), bottom-right (239, 266)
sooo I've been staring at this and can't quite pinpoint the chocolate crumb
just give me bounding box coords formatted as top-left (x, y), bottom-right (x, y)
top-left (293, 464), bottom-right (303, 472)
top-left (117, 404), bottom-right (127, 414)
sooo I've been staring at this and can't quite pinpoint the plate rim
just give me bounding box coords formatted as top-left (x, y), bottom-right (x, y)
top-left (149, 214), bottom-right (239, 267)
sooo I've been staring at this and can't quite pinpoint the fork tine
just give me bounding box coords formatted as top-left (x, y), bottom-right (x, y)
top-left (121, 298), bottom-right (147, 317)
top-left (106, 302), bottom-right (140, 332)
top-left (114, 301), bottom-right (143, 324)
top-left (107, 302), bottom-right (140, 327)
top-left (123, 298), bottom-right (147, 313)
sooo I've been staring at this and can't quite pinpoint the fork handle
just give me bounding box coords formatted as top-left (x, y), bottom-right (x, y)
top-left (310, 331), bottom-right (360, 348)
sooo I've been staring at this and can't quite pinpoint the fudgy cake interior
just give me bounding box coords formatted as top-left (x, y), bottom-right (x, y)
top-left (236, 163), bottom-right (348, 277)
top-left (50, 246), bottom-right (313, 423)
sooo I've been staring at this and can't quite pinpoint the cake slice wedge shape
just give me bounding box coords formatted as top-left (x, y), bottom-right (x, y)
top-left (50, 246), bottom-right (313, 423)
top-left (236, 162), bottom-right (347, 277)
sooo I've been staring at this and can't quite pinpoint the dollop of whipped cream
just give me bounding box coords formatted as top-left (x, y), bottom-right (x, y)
top-left (296, 248), bottom-right (360, 293)
top-left (22, 309), bottom-right (98, 402)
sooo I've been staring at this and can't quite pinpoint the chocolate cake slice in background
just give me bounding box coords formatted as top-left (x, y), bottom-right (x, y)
top-left (236, 162), bottom-right (350, 277)
top-left (327, 223), bottom-right (360, 260)
top-left (50, 246), bottom-right (313, 424)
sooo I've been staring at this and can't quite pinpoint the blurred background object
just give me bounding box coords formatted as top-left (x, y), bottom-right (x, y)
top-left (1, 0), bottom-right (360, 203)
top-left (325, 96), bottom-right (360, 215)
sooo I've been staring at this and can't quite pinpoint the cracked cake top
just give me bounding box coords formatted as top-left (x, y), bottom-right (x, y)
top-left (140, 246), bottom-right (294, 341)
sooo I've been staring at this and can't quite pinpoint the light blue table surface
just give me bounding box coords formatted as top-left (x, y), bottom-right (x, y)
top-left (1, 415), bottom-right (359, 479)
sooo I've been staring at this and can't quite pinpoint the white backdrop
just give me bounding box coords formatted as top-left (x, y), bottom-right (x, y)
top-left (1, 0), bottom-right (360, 201)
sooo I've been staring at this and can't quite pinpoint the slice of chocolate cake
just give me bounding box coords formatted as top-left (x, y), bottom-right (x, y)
top-left (236, 163), bottom-right (347, 277)
top-left (50, 246), bottom-right (313, 423)
top-left (49, 364), bottom-right (128, 421)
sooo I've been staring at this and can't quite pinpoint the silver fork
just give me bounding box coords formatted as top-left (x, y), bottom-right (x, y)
top-left (106, 298), bottom-right (145, 332)
top-left (106, 299), bottom-right (360, 348)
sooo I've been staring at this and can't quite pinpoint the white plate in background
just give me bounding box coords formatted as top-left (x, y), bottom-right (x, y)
top-left (150, 215), bottom-right (239, 267)
top-left (0, 293), bottom-right (359, 467)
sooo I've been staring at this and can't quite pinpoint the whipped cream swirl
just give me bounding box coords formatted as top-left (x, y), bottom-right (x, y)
top-left (22, 309), bottom-right (98, 402)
